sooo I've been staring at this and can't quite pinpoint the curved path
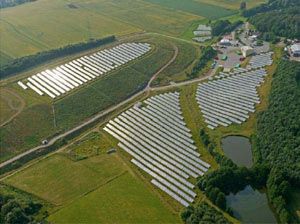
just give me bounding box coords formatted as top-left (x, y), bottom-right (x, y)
top-left (0, 43), bottom-right (218, 169)
top-left (0, 43), bottom-right (178, 169)
top-left (0, 88), bottom-right (25, 127)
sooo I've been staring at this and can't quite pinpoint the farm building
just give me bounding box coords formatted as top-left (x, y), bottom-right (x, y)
top-left (291, 44), bottom-right (300, 56)
top-left (241, 46), bottom-right (254, 57)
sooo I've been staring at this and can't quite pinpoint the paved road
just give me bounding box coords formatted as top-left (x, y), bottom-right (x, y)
top-left (0, 43), bottom-right (215, 169)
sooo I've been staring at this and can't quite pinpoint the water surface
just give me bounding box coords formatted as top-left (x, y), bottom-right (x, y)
top-left (226, 185), bottom-right (277, 223)
top-left (221, 136), bottom-right (253, 167)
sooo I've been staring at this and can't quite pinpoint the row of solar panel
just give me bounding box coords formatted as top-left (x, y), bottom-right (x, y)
top-left (103, 92), bottom-right (210, 206)
top-left (18, 43), bottom-right (151, 98)
top-left (197, 68), bottom-right (269, 129)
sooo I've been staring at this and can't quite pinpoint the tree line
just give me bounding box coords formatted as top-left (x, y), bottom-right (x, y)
top-left (252, 59), bottom-right (300, 223)
top-left (211, 20), bottom-right (243, 36)
top-left (0, 190), bottom-right (43, 224)
top-left (241, 0), bottom-right (299, 17)
top-left (181, 202), bottom-right (232, 224)
top-left (187, 46), bottom-right (217, 79)
top-left (0, 0), bottom-right (36, 8)
top-left (0, 36), bottom-right (116, 80)
top-left (241, 0), bottom-right (300, 40)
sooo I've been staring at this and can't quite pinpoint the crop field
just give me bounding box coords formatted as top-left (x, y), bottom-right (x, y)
top-left (47, 172), bottom-right (180, 223)
top-left (195, 0), bottom-right (267, 9)
top-left (151, 41), bottom-right (198, 86)
top-left (143, 0), bottom-right (236, 19)
top-left (54, 40), bottom-right (174, 129)
top-left (4, 152), bottom-right (127, 205)
top-left (0, 0), bottom-right (200, 65)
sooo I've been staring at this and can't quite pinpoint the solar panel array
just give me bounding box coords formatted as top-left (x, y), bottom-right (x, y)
top-left (196, 52), bottom-right (274, 130)
top-left (214, 52), bottom-right (273, 80)
top-left (103, 92), bottom-right (210, 207)
top-left (18, 43), bottom-right (151, 98)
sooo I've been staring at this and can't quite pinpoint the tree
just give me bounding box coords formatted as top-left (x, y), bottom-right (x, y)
top-left (240, 1), bottom-right (246, 10)
top-left (215, 192), bottom-right (227, 210)
top-left (4, 208), bottom-right (29, 224)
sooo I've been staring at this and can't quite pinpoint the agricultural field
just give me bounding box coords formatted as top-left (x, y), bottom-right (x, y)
top-left (0, 0), bottom-right (200, 65)
top-left (143, 0), bottom-right (236, 19)
top-left (195, 0), bottom-right (267, 9)
top-left (4, 152), bottom-right (127, 205)
top-left (47, 172), bottom-right (181, 223)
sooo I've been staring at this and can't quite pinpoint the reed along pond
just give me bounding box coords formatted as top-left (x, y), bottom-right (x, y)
top-left (226, 185), bottom-right (277, 223)
top-left (221, 136), bottom-right (253, 168)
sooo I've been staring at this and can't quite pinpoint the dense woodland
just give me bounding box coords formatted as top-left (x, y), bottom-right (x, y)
top-left (0, 36), bottom-right (116, 80)
top-left (0, 190), bottom-right (43, 223)
top-left (211, 20), bottom-right (243, 36)
top-left (187, 46), bottom-right (217, 78)
top-left (249, 7), bottom-right (300, 40)
top-left (242, 0), bottom-right (300, 39)
top-left (181, 202), bottom-right (232, 224)
top-left (0, 0), bottom-right (36, 8)
top-left (252, 59), bottom-right (300, 222)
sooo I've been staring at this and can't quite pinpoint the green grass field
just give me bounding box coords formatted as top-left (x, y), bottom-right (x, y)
top-left (64, 132), bottom-right (111, 158)
top-left (47, 172), bottom-right (181, 223)
top-left (0, 0), bottom-right (200, 65)
top-left (0, 103), bottom-right (56, 163)
top-left (143, 0), bottom-right (236, 19)
top-left (0, 88), bottom-right (22, 124)
top-left (4, 152), bottom-right (127, 205)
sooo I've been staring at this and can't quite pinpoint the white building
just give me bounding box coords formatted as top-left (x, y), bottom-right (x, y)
top-left (291, 44), bottom-right (300, 56)
top-left (220, 38), bottom-right (231, 46)
top-left (241, 46), bottom-right (254, 57)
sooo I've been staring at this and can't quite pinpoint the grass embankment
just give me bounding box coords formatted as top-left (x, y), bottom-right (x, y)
top-left (151, 40), bottom-right (199, 86)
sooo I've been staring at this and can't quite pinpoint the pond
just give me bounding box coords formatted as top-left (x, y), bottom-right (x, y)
top-left (226, 185), bottom-right (277, 223)
top-left (221, 136), bottom-right (253, 168)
